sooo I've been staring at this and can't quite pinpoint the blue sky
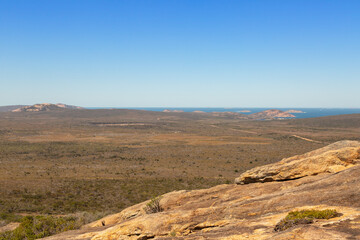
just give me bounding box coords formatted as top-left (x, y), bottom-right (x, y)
top-left (1, 0), bottom-right (359, 108)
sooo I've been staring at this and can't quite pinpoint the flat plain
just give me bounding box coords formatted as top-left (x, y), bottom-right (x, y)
top-left (0, 109), bottom-right (359, 217)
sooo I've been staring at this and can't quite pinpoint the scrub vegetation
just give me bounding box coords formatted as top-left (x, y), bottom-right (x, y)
top-left (0, 214), bottom-right (90, 240)
top-left (144, 196), bottom-right (163, 214)
top-left (274, 209), bottom-right (339, 231)
top-left (0, 109), bottom-right (358, 238)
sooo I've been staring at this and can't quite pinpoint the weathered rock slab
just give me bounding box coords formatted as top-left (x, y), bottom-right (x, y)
top-left (235, 140), bottom-right (360, 184)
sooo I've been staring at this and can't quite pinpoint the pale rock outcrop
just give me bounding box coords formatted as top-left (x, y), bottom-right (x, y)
top-left (248, 109), bottom-right (295, 119)
top-left (235, 140), bottom-right (360, 184)
top-left (12, 103), bottom-right (83, 112)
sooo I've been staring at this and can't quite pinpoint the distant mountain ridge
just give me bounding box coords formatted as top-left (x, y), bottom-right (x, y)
top-left (161, 109), bottom-right (295, 120)
top-left (196, 109), bottom-right (296, 120)
top-left (2, 105), bottom-right (296, 119)
top-left (11, 103), bottom-right (83, 112)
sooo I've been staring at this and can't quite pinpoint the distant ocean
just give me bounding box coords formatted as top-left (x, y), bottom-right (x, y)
top-left (88, 107), bottom-right (360, 119)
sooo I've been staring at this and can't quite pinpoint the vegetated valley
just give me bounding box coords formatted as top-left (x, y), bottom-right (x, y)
top-left (0, 109), bottom-right (359, 238)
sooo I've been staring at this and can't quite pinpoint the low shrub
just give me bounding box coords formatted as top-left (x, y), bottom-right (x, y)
top-left (274, 209), bottom-right (338, 232)
top-left (143, 196), bottom-right (163, 214)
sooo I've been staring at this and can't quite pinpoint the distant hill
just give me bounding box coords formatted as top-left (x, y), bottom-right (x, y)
top-left (11, 103), bottom-right (83, 112)
top-left (53, 103), bottom-right (84, 110)
top-left (163, 109), bottom-right (184, 113)
top-left (286, 109), bottom-right (305, 113)
top-left (249, 109), bottom-right (295, 120)
top-left (0, 105), bottom-right (27, 112)
top-left (164, 109), bottom-right (295, 120)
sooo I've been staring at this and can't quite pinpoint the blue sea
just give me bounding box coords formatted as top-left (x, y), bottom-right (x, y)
top-left (88, 107), bottom-right (360, 119)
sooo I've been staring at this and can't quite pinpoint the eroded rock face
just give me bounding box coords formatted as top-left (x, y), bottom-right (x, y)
top-left (43, 141), bottom-right (360, 240)
top-left (235, 140), bottom-right (360, 184)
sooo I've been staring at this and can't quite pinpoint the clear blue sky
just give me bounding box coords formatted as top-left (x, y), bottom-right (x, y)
top-left (1, 0), bottom-right (359, 108)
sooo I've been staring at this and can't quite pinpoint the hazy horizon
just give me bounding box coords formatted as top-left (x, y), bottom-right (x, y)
top-left (3, 103), bottom-right (360, 109)
top-left (1, 1), bottom-right (359, 108)
top-left (3, 104), bottom-right (360, 110)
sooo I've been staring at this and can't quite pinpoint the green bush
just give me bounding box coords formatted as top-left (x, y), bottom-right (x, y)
top-left (143, 196), bottom-right (163, 214)
top-left (274, 209), bottom-right (338, 232)
top-left (0, 215), bottom-right (78, 240)
top-left (287, 209), bottom-right (338, 220)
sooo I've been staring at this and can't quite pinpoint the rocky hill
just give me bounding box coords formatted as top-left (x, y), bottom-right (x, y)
top-left (44, 140), bottom-right (360, 240)
top-left (235, 140), bottom-right (360, 184)
top-left (11, 103), bottom-right (83, 112)
top-left (249, 109), bottom-right (295, 120)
